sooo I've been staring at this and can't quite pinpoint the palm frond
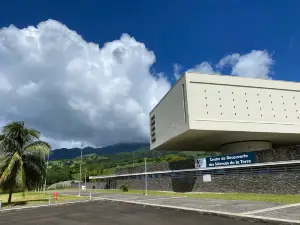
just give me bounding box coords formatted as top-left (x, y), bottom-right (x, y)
top-left (24, 141), bottom-right (51, 159)
top-left (23, 154), bottom-right (46, 189)
top-left (2, 121), bottom-right (24, 136)
top-left (24, 154), bottom-right (47, 176)
top-left (2, 121), bottom-right (27, 148)
top-left (26, 128), bottom-right (40, 140)
top-left (1, 121), bottom-right (41, 148)
top-left (0, 152), bottom-right (21, 185)
top-left (0, 121), bottom-right (51, 193)
top-left (0, 134), bottom-right (20, 155)
top-left (0, 156), bottom-right (9, 169)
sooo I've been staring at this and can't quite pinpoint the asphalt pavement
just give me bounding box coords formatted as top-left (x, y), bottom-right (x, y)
top-left (0, 200), bottom-right (269, 225)
top-left (60, 190), bottom-right (300, 223)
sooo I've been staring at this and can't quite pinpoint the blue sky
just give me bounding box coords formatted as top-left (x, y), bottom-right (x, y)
top-left (0, 0), bottom-right (300, 148)
top-left (1, 0), bottom-right (299, 83)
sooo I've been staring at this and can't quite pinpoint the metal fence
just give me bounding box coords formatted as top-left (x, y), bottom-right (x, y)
top-left (90, 160), bottom-right (300, 181)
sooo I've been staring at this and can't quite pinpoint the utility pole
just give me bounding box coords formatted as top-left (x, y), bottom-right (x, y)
top-left (85, 168), bottom-right (87, 192)
top-left (78, 141), bottom-right (84, 196)
top-left (43, 153), bottom-right (50, 193)
top-left (132, 152), bottom-right (135, 167)
top-left (144, 157), bottom-right (148, 195)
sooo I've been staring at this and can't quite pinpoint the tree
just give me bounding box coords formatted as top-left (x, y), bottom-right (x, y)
top-left (165, 154), bottom-right (185, 162)
top-left (0, 121), bottom-right (51, 204)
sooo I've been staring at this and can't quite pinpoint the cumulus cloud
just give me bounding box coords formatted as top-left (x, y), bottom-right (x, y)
top-left (0, 20), bottom-right (170, 149)
top-left (188, 62), bottom-right (215, 74)
top-left (217, 50), bottom-right (273, 79)
top-left (173, 62), bottom-right (216, 80)
top-left (216, 53), bottom-right (240, 69)
top-left (0, 20), bottom-right (275, 149)
top-left (173, 63), bottom-right (182, 80)
top-left (187, 50), bottom-right (274, 79)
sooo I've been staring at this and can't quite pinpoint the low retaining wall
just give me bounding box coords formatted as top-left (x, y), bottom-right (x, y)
top-left (255, 145), bottom-right (300, 163)
top-left (71, 181), bottom-right (107, 189)
top-left (114, 172), bottom-right (300, 194)
top-left (192, 173), bottom-right (300, 194)
top-left (116, 178), bottom-right (172, 191)
top-left (102, 146), bottom-right (300, 194)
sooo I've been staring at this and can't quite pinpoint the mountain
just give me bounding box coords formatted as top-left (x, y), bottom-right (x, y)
top-left (49, 143), bottom-right (150, 160)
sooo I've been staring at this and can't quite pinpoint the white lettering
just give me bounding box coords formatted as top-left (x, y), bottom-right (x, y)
top-left (215, 162), bottom-right (229, 166)
top-left (226, 154), bottom-right (249, 160)
top-left (210, 157), bottom-right (220, 162)
top-left (240, 160), bottom-right (251, 164)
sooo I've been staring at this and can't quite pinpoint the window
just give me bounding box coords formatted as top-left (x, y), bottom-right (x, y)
top-left (150, 114), bottom-right (156, 143)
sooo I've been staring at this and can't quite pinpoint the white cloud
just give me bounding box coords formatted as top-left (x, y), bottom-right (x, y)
top-left (187, 62), bottom-right (215, 74)
top-left (216, 53), bottom-right (240, 69)
top-left (189, 50), bottom-right (274, 79)
top-left (0, 20), bottom-right (275, 149)
top-left (16, 81), bottom-right (39, 96)
top-left (0, 19), bottom-right (170, 149)
top-left (217, 50), bottom-right (273, 79)
top-left (0, 73), bottom-right (12, 93)
top-left (40, 135), bottom-right (96, 149)
top-left (173, 63), bottom-right (182, 80)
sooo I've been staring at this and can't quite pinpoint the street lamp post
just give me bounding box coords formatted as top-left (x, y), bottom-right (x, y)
top-left (78, 141), bottom-right (84, 196)
top-left (84, 168), bottom-right (87, 192)
top-left (144, 157), bottom-right (148, 195)
top-left (43, 153), bottom-right (49, 193)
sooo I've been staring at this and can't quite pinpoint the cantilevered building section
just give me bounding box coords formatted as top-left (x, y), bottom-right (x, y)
top-left (150, 72), bottom-right (300, 153)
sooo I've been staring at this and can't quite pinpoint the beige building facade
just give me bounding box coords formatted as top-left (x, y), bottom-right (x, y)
top-left (150, 72), bottom-right (300, 153)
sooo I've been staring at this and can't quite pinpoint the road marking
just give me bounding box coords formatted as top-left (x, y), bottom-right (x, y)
top-left (136, 196), bottom-right (187, 201)
top-left (240, 203), bottom-right (300, 215)
top-left (0, 199), bottom-right (96, 213)
top-left (95, 197), bottom-right (300, 224)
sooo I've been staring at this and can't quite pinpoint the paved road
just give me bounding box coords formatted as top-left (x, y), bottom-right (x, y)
top-left (0, 200), bottom-right (268, 225)
top-left (60, 191), bottom-right (300, 222)
top-left (77, 191), bottom-right (283, 213)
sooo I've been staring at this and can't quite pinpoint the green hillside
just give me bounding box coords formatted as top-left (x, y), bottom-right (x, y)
top-left (46, 148), bottom-right (220, 185)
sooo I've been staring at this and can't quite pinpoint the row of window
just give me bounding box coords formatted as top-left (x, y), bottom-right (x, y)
top-left (204, 104), bottom-right (298, 110)
top-left (204, 97), bottom-right (297, 106)
top-left (204, 111), bottom-right (299, 119)
top-left (204, 89), bottom-right (298, 100)
top-left (150, 115), bottom-right (156, 143)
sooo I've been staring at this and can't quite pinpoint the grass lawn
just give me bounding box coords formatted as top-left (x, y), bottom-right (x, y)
top-left (0, 191), bottom-right (88, 208)
top-left (87, 189), bottom-right (300, 204)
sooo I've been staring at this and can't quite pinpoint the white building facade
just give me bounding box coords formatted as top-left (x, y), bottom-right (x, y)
top-left (150, 72), bottom-right (300, 153)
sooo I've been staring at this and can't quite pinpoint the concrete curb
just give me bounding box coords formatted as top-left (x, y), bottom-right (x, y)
top-left (1, 195), bottom-right (299, 225)
top-left (0, 199), bottom-right (100, 213)
top-left (94, 197), bottom-right (300, 225)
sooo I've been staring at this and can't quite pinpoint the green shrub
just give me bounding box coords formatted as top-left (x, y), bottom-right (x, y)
top-left (120, 184), bottom-right (129, 192)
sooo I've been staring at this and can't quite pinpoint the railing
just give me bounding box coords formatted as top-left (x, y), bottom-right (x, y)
top-left (90, 160), bottom-right (300, 180)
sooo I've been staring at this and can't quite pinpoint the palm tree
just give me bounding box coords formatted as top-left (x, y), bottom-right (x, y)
top-left (0, 121), bottom-right (51, 204)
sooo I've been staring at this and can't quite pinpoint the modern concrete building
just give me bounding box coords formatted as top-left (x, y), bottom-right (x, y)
top-left (150, 72), bottom-right (300, 153)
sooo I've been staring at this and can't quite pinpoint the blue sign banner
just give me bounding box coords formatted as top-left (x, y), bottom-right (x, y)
top-left (206, 152), bottom-right (256, 168)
